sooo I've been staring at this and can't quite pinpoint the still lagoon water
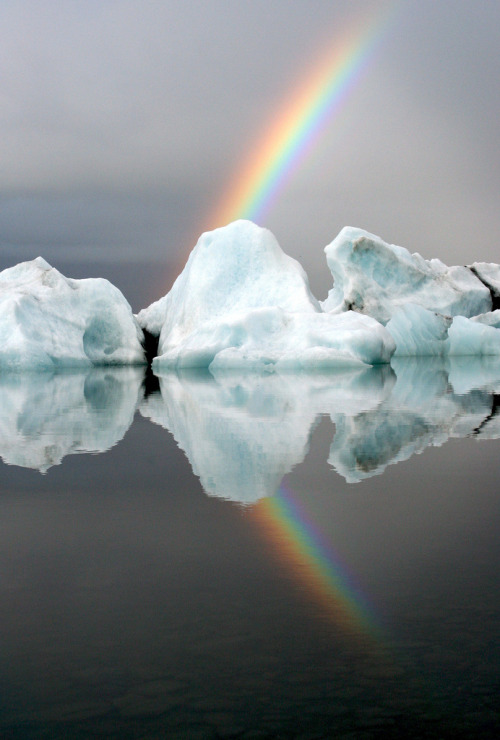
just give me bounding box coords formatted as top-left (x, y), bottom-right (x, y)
top-left (0, 358), bottom-right (499, 738)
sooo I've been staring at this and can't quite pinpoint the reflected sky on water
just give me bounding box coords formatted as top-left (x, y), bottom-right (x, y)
top-left (0, 359), bottom-right (499, 738)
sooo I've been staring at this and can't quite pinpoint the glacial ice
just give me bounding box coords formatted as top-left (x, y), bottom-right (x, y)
top-left (137, 220), bottom-right (395, 370)
top-left (0, 257), bottom-right (146, 369)
top-left (137, 221), bottom-right (500, 365)
top-left (448, 311), bottom-right (500, 356)
top-left (470, 262), bottom-right (500, 308)
top-left (321, 226), bottom-right (491, 322)
top-left (3, 221), bottom-right (500, 368)
top-left (386, 304), bottom-right (452, 356)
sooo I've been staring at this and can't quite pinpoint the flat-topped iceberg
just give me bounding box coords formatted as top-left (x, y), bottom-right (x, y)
top-left (0, 257), bottom-right (146, 369)
top-left (137, 220), bottom-right (395, 370)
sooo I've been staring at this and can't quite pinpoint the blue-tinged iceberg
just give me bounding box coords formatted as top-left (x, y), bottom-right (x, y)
top-left (0, 257), bottom-right (146, 369)
top-left (137, 220), bottom-right (395, 370)
top-left (3, 222), bottom-right (500, 368)
top-left (386, 304), bottom-right (452, 356)
top-left (448, 310), bottom-right (500, 355)
top-left (319, 226), bottom-right (500, 357)
top-left (321, 226), bottom-right (491, 322)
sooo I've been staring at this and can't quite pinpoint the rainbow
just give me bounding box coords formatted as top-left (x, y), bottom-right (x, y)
top-left (250, 484), bottom-right (384, 645)
top-left (207, 1), bottom-right (399, 229)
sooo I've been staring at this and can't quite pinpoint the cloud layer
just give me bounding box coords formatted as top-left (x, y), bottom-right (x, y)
top-left (1, 1), bottom-right (500, 300)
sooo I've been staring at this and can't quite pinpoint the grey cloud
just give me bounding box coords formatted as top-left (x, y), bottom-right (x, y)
top-left (1, 1), bottom-right (499, 289)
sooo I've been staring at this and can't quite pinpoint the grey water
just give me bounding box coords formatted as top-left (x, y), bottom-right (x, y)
top-left (0, 359), bottom-right (499, 739)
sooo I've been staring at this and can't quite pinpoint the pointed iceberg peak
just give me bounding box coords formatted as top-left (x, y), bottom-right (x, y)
top-left (32, 256), bottom-right (52, 270)
top-left (138, 220), bottom-right (395, 371)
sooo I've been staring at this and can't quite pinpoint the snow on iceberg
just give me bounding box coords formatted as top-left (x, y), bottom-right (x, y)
top-left (321, 227), bottom-right (491, 323)
top-left (137, 220), bottom-right (395, 370)
top-left (0, 257), bottom-right (146, 369)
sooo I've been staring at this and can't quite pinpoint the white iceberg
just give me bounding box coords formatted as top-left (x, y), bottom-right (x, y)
top-left (0, 367), bottom-right (143, 472)
top-left (321, 227), bottom-right (491, 323)
top-left (137, 220), bottom-right (395, 370)
top-left (0, 257), bottom-right (146, 369)
top-left (4, 224), bottom-right (500, 369)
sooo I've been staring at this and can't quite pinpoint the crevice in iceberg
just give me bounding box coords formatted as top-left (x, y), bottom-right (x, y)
top-left (471, 393), bottom-right (500, 436)
top-left (141, 328), bottom-right (160, 366)
top-left (468, 266), bottom-right (500, 311)
top-left (141, 329), bottom-right (161, 396)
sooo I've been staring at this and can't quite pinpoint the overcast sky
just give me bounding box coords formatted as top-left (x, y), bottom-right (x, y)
top-left (1, 0), bottom-right (500, 305)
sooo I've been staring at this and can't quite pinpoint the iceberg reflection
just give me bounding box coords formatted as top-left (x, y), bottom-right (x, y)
top-left (2, 359), bottom-right (500, 494)
top-left (0, 368), bottom-right (143, 472)
top-left (145, 359), bottom-right (500, 499)
top-left (141, 366), bottom-right (394, 502)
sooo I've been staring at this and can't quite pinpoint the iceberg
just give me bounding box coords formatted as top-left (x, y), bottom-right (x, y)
top-left (0, 257), bottom-right (146, 369)
top-left (469, 262), bottom-right (500, 309)
top-left (137, 220), bottom-right (395, 370)
top-left (0, 367), bottom-right (143, 472)
top-left (3, 223), bottom-right (500, 368)
top-left (386, 304), bottom-right (452, 356)
top-left (321, 227), bottom-right (491, 323)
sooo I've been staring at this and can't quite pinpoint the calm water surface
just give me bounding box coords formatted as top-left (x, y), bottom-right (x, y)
top-left (0, 359), bottom-right (498, 739)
